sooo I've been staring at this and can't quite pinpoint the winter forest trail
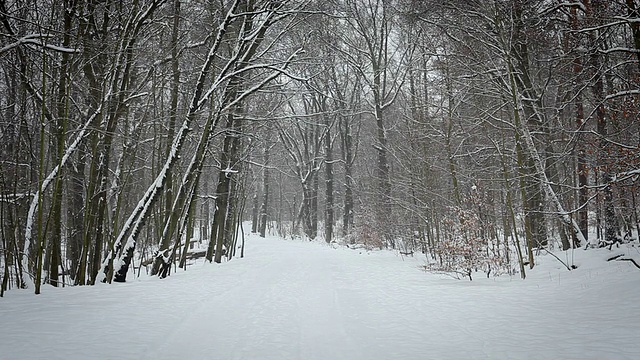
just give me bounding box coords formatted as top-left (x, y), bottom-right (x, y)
top-left (1, 234), bottom-right (640, 360)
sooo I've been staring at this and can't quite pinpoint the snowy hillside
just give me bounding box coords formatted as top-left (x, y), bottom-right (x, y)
top-left (1, 233), bottom-right (639, 360)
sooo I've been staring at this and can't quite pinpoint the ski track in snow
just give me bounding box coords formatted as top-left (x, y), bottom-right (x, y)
top-left (1, 234), bottom-right (639, 360)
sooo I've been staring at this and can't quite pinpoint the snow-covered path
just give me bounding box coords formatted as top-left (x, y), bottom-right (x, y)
top-left (1, 234), bottom-right (639, 360)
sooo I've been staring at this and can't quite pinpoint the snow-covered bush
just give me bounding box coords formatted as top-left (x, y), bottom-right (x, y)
top-left (428, 187), bottom-right (507, 280)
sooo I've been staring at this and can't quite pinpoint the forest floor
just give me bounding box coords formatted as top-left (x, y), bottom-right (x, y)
top-left (1, 233), bottom-right (640, 360)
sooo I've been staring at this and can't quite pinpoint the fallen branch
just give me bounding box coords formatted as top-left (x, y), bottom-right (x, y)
top-left (607, 254), bottom-right (624, 261)
top-left (607, 254), bottom-right (640, 270)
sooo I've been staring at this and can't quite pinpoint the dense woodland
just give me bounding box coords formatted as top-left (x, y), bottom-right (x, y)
top-left (0, 0), bottom-right (639, 295)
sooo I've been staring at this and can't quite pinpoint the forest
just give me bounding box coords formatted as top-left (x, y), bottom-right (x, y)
top-left (1, 0), bottom-right (639, 295)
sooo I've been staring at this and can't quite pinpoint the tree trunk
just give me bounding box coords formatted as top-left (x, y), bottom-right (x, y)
top-left (507, 59), bottom-right (588, 247)
top-left (151, 0), bottom-right (181, 276)
top-left (324, 115), bottom-right (334, 243)
top-left (626, 0), bottom-right (640, 70)
top-left (311, 168), bottom-right (319, 240)
top-left (373, 79), bottom-right (391, 236)
top-left (511, 3), bottom-right (549, 251)
top-left (341, 114), bottom-right (354, 235)
top-left (210, 116), bottom-right (240, 264)
top-left (47, 0), bottom-right (76, 287)
top-left (259, 143), bottom-right (270, 238)
top-left (251, 181), bottom-right (260, 233)
top-left (161, 0), bottom-right (181, 270)
top-left (586, 0), bottom-right (617, 244)
top-left (571, 5), bottom-right (588, 248)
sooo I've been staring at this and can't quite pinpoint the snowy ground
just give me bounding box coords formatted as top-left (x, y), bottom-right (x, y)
top-left (1, 234), bottom-right (639, 360)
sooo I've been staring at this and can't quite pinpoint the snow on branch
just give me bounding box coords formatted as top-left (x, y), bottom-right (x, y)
top-left (605, 90), bottom-right (640, 100)
top-left (0, 34), bottom-right (80, 55)
top-left (613, 16), bottom-right (640, 24)
top-left (599, 47), bottom-right (640, 54)
top-left (0, 193), bottom-right (28, 204)
top-left (541, 2), bottom-right (586, 14)
top-left (612, 169), bottom-right (640, 183)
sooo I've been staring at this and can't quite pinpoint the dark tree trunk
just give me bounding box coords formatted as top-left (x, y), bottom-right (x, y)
top-left (324, 116), bottom-right (334, 243)
top-left (251, 182), bottom-right (260, 233)
top-left (67, 154), bottom-right (85, 280)
top-left (587, 0), bottom-right (617, 243)
top-left (311, 172), bottom-right (319, 239)
top-left (342, 116), bottom-right (354, 235)
top-left (259, 143), bottom-right (270, 238)
top-left (298, 182), bottom-right (317, 239)
top-left (207, 125), bottom-right (235, 264)
top-left (571, 5), bottom-right (588, 248)
top-left (512, 2), bottom-right (548, 250)
top-left (626, 0), bottom-right (640, 70)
